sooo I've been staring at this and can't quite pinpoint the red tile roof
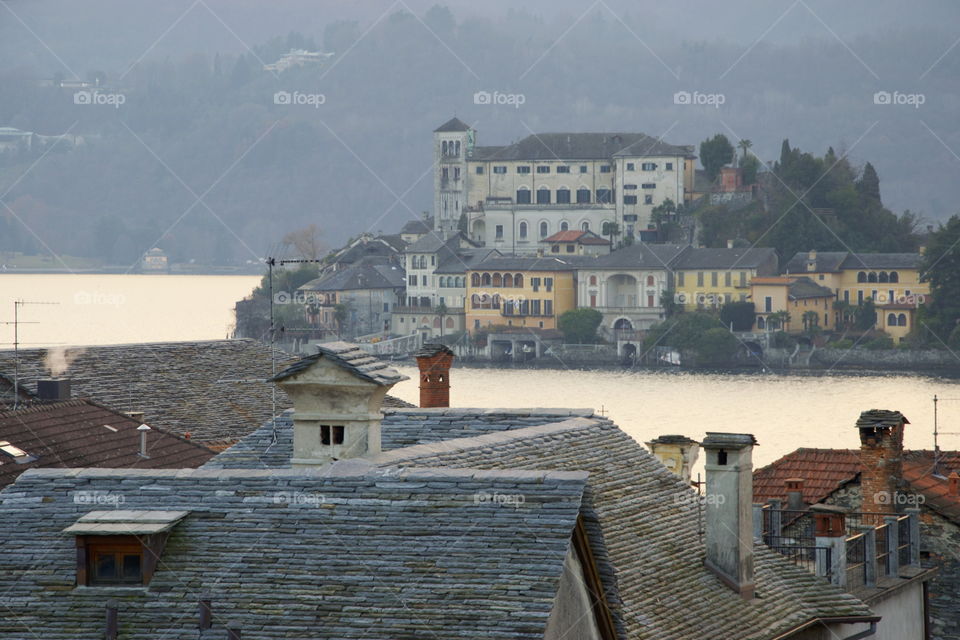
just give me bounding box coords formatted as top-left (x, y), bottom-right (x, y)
top-left (754, 447), bottom-right (960, 524)
top-left (0, 398), bottom-right (215, 488)
top-left (753, 448), bottom-right (861, 506)
top-left (542, 230), bottom-right (610, 245)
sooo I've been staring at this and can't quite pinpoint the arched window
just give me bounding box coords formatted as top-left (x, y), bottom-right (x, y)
top-left (576, 188), bottom-right (591, 204)
top-left (445, 317), bottom-right (454, 328)
top-left (493, 273), bottom-right (503, 287)
top-left (481, 273), bottom-right (492, 286)
top-left (433, 317), bottom-right (441, 328)
top-left (757, 316), bottom-right (766, 329)
top-left (889, 271), bottom-right (899, 283)
top-left (438, 276), bottom-right (446, 288)
top-left (646, 275), bottom-right (655, 286)
top-left (857, 272), bottom-right (867, 283)
top-left (878, 271), bottom-right (889, 283)
top-left (442, 141), bottom-right (448, 155)
top-left (556, 188), bottom-right (571, 204)
top-left (514, 273), bottom-right (523, 288)
top-left (503, 273), bottom-right (514, 288)
top-left (471, 273), bottom-right (481, 287)
top-left (540, 221), bottom-right (548, 237)
top-left (516, 188), bottom-right (531, 204)
top-left (536, 188), bottom-right (551, 204)
top-left (492, 294), bottom-right (501, 309)
top-left (454, 141), bottom-right (460, 156)
top-left (898, 313), bottom-right (908, 326)
top-left (887, 313), bottom-right (897, 326)
top-left (560, 221), bottom-right (569, 231)
top-left (868, 272), bottom-right (878, 283)
top-left (581, 221), bottom-right (589, 231)
top-left (589, 275), bottom-right (597, 285)
top-left (458, 277), bottom-right (464, 288)
top-left (519, 221), bottom-right (528, 239)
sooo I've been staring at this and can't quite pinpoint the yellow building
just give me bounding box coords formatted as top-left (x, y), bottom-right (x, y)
top-left (751, 276), bottom-right (836, 334)
top-left (673, 247), bottom-right (779, 311)
top-left (465, 256), bottom-right (579, 332)
top-left (784, 250), bottom-right (928, 341)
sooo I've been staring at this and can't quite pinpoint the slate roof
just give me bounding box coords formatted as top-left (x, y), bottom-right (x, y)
top-left (0, 464), bottom-right (587, 639)
top-left (469, 133), bottom-right (688, 161)
top-left (434, 116), bottom-right (472, 132)
top-left (675, 247), bottom-right (778, 271)
top-left (270, 342), bottom-right (408, 386)
top-left (204, 408), bottom-right (604, 470)
top-left (589, 243), bottom-right (688, 270)
top-left (399, 216), bottom-right (434, 235)
top-left (299, 259), bottom-right (405, 292)
top-left (372, 418), bottom-right (875, 640)
top-left (788, 277), bottom-right (835, 300)
top-left (543, 230), bottom-right (610, 245)
top-left (784, 251), bottom-right (849, 274)
top-left (0, 398), bottom-right (214, 489)
top-left (0, 340), bottom-right (298, 444)
top-left (434, 248), bottom-right (500, 274)
top-left (325, 235), bottom-right (402, 269)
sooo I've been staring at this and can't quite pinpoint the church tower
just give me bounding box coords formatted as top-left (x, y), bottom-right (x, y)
top-left (433, 117), bottom-right (473, 236)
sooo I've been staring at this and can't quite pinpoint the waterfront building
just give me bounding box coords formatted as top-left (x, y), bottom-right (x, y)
top-left (673, 247), bottom-right (779, 311)
top-left (751, 276), bottom-right (837, 333)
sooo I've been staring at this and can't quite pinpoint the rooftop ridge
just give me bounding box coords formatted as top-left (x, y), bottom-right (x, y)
top-left (0, 338), bottom-right (261, 354)
top-left (0, 397), bottom-right (90, 419)
top-left (373, 416), bottom-right (603, 465)
top-left (381, 407), bottom-right (598, 416)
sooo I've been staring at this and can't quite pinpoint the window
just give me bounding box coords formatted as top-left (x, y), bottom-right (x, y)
top-left (86, 538), bottom-right (143, 586)
top-left (536, 188), bottom-right (551, 204)
top-left (545, 277), bottom-right (553, 292)
top-left (551, 245), bottom-right (560, 253)
top-left (644, 195), bottom-right (653, 205)
top-left (441, 167), bottom-right (448, 180)
top-left (556, 188), bottom-right (571, 204)
top-left (724, 272), bottom-right (731, 287)
top-left (711, 272), bottom-right (718, 287)
top-left (431, 255), bottom-right (436, 266)
top-left (531, 277), bottom-right (540, 291)
top-left (474, 319), bottom-right (480, 329)
top-left (647, 275), bottom-right (655, 286)
top-left (503, 273), bottom-right (514, 287)
top-left (579, 165), bottom-right (588, 173)
top-left (544, 300), bottom-right (553, 315)
top-left (495, 225), bottom-right (504, 240)
top-left (519, 222), bottom-right (528, 239)
top-left (475, 166), bottom-right (484, 174)
top-left (898, 313), bottom-right (907, 326)
top-left (421, 275), bottom-right (427, 286)
top-left (320, 425), bottom-right (345, 445)
top-left (589, 275), bottom-right (597, 286)
top-left (596, 189), bottom-right (613, 204)
top-left (540, 221), bottom-right (548, 237)
top-left (887, 313), bottom-right (897, 326)
top-left (677, 272), bottom-right (685, 286)
top-left (408, 275), bottom-right (417, 286)
top-left (626, 162), bottom-right (635, 171)
top-left (858, 290), bottom-right (864, 304)
top-left (868, 272), bottom-right (878, 283)
top-left (560, 221), bottom-right (569, 231)
top-left (697, 272), bottom-right (704, 286)
top-left (765, 297), bottom-right (772, 313)
top-left (493, 273), bottom-right (502, 287)
top-left (471, 273), bottom-right (480, 286)
top-left (566, 245), bottom-right (575, 253)
top-left (641, 183), bottom-right (656, 189)
top-left (531, 299), bottom-right (541, 315)
top-left (439, 276), bottom-right (446, 288)
top-left (581, 222), bottom-right (589, 231)
top-left (600, 165), bottom-right (611, 173)
top-left (517, 166), bottom-right (531, 174)
top-left (878, 271), bottom-right (889, 283)
top-left (665, 162), bottom-right (673, 170)
top-left (537, 165), bottom-right (550, 174)
top-left (890, 272), bottom-right (899, 283)
top-left (482, 273), bottom-right (492, 286)
top-left (739, 272), bottom-right (747, 287)
top-left (857, 271), bottom-right (867, 283)
top-left (494, 165), bottom-right (507, 174)
top-left (576, 188), bottom-right (591, 204)
top-left (623, 195), bottom-right (638, 205)
top-left (383, 302), bottom-right (389, 312)
top-left (454, 167), bottom-right (460, 180)
top-left (642, 162), bottom-right (656, 171)
top-left (516, 188), bottom-right (531, 204)
top-left (514, 274), bottom-right (524, 288)
top-left (557, 166), bottom-right (570, 173)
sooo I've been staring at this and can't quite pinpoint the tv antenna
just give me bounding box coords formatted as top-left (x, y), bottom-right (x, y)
top-left (1, 299), bottom-right (59, 409)
top-left (932, 394), bottom-right (960, 472)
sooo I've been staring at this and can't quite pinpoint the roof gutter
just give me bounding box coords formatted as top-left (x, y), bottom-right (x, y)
top-left (770, 616), bottom-right (881, 640)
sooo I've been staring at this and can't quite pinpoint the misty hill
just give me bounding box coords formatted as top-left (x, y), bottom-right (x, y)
top-left (0, 2), bottom-right (958, 265)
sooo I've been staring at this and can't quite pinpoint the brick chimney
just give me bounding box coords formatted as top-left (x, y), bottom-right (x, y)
top-left (271, 342), bottom-right (409, 467)
top-left (702, 432), bottom-right (757, 600)
top-left (785, 477), bottom-right (805, 511)
top-left (948, 471), bottom-right (959, 497)
top-left (414, 343), bottom-right (454, 408)
top-left (856, 410), bottom-right (909, 515)
top-left (645, 435), bottom-right (699, 485)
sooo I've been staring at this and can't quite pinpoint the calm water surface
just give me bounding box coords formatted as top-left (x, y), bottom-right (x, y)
top-left (2, 274), bottom-right (958, 470)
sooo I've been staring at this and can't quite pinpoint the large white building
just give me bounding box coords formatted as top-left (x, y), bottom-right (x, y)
top-left (432, 117), bottom-right (695, 252)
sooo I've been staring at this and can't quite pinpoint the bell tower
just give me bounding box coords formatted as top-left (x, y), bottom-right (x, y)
top-left (433, 117), bottom-right (473, 236)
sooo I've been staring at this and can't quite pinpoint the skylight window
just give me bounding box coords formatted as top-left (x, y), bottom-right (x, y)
top-left (0, 440), bottom-right (29, 458)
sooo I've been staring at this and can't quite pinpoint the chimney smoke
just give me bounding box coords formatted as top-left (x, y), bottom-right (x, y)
top-left (43, 346), bottom-right (86, 377)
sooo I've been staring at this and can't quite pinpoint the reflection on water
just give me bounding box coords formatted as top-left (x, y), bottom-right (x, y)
top-left (389, 365), bottom-right (960, 470)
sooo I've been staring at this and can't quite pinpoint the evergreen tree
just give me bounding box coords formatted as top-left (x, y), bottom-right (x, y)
top-left (856, 162), bottom-right (882, 203)
top-left (699, 134), bottom-right (734, 181)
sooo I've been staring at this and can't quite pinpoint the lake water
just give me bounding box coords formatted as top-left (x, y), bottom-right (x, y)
top-left (2, 273), bottom-right (959, 470)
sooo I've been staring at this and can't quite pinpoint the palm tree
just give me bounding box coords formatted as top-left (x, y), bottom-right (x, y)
top-left (802, 310), bottom-right (820, 333)
top-left (738, 139), bottom-right (753, 164)
top-left (769, 310), bottom-right (791, 332)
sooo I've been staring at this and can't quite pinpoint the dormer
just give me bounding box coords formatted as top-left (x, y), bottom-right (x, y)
top-left (271, 342), bottom-right (408, 467)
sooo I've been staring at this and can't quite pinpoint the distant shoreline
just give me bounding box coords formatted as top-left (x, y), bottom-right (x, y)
top-left (0, 268), bottom-right (263, 276)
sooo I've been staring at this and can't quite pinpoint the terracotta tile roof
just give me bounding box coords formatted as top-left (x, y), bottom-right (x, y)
top-left (753, 448), bottom-right (860, 506)
top-left (543, 230), bottom-right (610, 245)
top-left (903, 451), bottom-right (960, 524)
top-left (0, 398), bottom-right (214, 489)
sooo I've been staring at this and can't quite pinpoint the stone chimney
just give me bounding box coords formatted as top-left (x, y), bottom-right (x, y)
top-left (811, 504), bottom-right (847, 586)
top-left (414, 343), bottom-right (454, 408)
top-left (36, 378), bottom-right (71, 401)
top-left (271, 342), bottom-right (409, 467)
top-left (856, 410), bottom-right (909, 515)
top-left (806, 249), bottom-right (817, 272)
top-left (785, 477), bottom-right (805, 511)
top-left (702, 432), bottom-right (757, 599)
top-left (645, 435), bottom-right (699, 485)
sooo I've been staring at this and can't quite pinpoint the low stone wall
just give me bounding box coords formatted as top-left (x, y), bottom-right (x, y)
top-left (810, 348), bottom-right (959, 370)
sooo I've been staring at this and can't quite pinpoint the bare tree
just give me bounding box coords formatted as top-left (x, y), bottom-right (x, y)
top-left (282, 224), bottom-right (324, 260)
